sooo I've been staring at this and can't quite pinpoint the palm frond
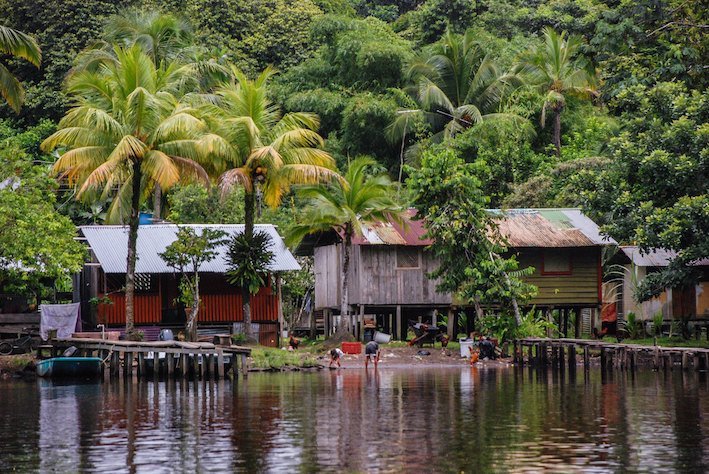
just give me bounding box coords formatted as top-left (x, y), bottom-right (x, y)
top-left (0, 25), bottom-right (41, 67)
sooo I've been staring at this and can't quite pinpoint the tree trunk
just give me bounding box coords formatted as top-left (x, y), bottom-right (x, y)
top-left (124, 161), bottom-right (142, 340)
top-left (489, 251), bottom-right (523, 327)
top-left (340, 227), bottom-right (352, 333)
top-left (242, 190), bottom-right (255, 342)
top-left (473, 296), bottom-right (485, 322)
top-left (152, 184), bottom-right (162, 222)
top-left (553, 106), bottom-right (563, 157)
top-left (186, 274), bottom-right (199, 342)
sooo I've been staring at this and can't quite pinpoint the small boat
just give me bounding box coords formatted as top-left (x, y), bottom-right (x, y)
top-left (36, 357), bottom-right (103, 378)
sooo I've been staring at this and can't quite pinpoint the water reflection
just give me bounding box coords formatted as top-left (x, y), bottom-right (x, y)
top-left (0, 368), bottom-right (707, 473)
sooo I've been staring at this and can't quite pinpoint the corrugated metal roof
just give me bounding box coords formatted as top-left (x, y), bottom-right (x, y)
top-left (350, 208), bottom-right (612, 248)
top-left (80, 224), bottom-right (301, 274)
top-left (351, 209), bottom-right (433, 246)
top-left (620, 246), bottom-right (709, 267)
top-left (493, 209), bottom-right (615, 247)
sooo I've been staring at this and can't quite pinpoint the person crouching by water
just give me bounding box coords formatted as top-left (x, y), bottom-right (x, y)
top-left (365, 341), bottom-right (380, 369)
top-left (329, 347), bottom-right (344, 368)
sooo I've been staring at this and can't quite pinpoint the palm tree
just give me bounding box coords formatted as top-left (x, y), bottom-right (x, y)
top-left (391, 29), bottom-right (523, 147)
top-left (287, 157), bottom-right (404, 336)
top-left (42, 46), bottom-right (212, 339)
top-left (74, 9), bottom-right (204, 220)
top-left (207, 66), bottom-right (338, 341)
top-left (0, 26), bottom-right (41, 113)
top-left (516, 27), bottom-right (598, 157)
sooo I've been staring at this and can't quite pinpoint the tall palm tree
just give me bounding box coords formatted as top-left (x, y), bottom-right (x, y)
top-left (516, 27), bottom-right (597, 156)
top-left (42, 46), bottom-right (212, 339)
top-left (391, 29), bottom-right (523, 147)
top-left (74, 9), bottom-right (205, 220)
top-left (207, 66), bottom-right (338, 341)
top-left (287, 157), bottom-right (404, 335)
top-left (0, 25), bottom-right (41, 113)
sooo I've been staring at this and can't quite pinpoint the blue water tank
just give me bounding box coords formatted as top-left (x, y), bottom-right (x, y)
top-left (139, 212), bottom-right (153, 225)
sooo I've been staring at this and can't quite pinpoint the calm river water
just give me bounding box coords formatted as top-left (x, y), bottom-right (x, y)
top-left (1, 367), bottom-right (708, 473)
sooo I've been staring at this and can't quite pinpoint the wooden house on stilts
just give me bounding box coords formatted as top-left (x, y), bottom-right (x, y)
top-left (299, 208), bottom-right (615, 341)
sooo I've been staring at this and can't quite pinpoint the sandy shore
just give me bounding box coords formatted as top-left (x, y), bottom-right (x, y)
top-left (314, 346), bottom-right (512, 369)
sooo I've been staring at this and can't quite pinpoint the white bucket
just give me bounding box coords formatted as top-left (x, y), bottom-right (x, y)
top-left (373, 331), bottom-right (392, 344)
top-left (460, 340), bottom-right (473, 358)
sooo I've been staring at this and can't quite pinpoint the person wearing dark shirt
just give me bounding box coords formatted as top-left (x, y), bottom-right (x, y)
top-left (365, 340), bottom-right (380, 369)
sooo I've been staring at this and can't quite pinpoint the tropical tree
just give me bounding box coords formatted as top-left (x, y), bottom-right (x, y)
top-left (208, 66), bottom-right (338, 341)
top-left (42, 46), bottom-right (212, 339)
top-left (0, 25), bottom-right (41, 113)
top-left (390, 29), bottom-right (523, 149)
top-left (516, 27), bottom-right (598, 156)
top-left (159, 227), bottom-right (226, 341)
top-left (73, 9), bottom-right (212, 220)
top-left (287, 157), bottom-right (404, 335)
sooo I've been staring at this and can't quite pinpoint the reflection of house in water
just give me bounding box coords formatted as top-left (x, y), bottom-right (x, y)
top-left (39, 382), bottom-right (90, 472)
top-left (612, 246), bottom-right (709, 323)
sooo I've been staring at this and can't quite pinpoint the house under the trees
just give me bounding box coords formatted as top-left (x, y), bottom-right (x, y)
top-left (612, 246), bottom-right (708, 328)
top-left (75, 224), bottom-right (300, 346)
top-left (298, 208), bottom-right (615, 340)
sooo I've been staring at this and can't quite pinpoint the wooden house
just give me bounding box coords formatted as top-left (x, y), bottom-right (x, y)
top-left (299, 208), bottom-right (614, 340)
top-left (613, 246), bottom-right (708, 325)
top-left (76, 224), bottom-right (300, 346)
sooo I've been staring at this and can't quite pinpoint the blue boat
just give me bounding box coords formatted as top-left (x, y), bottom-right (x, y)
top-left (36, 357), bottom-right (103, 378)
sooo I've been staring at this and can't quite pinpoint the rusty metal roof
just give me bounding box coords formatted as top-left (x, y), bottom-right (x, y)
top-left (351, 208), bottom-right (612, 248)
top-left (81, 224), bottom-right (301, 274)
top-left (492, 209), bottom-right (614, 247)
top-left (351, 209), bottom-right (433, 246)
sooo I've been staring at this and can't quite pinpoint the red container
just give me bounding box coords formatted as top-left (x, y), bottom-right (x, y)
top-left (341, 342), bottom-right (362, 355)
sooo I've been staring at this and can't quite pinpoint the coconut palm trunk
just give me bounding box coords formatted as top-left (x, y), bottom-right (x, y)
top-left (242, 189), bottom-right (256, 341)
top-left (553, 105), bottom-right (563, 157)
top-left (340, 227), bottom-right (352, 333)
top-left (124, 161), bottom-right (142, 339)
top-left (153, 185), bottom-right (162, 221)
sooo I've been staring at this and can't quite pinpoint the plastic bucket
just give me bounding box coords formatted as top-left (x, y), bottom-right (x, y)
top-left (373, 331), bottom-right (392, 344)
top-left (459, 340), bottom-right (473, 358)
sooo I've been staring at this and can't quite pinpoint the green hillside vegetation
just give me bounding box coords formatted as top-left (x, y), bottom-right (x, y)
top-left (0, 0), bottom-right (705, 329)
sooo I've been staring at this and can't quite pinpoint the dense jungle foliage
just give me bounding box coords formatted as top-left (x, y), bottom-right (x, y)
top-left (0, 0), bottom-right (706, 311)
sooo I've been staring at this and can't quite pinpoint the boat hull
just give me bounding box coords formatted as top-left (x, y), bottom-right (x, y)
top-left (36, 357), bottom-right (103, 378)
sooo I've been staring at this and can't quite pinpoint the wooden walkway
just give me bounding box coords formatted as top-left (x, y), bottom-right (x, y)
top-left (41, 338), bottom-right (251, 380)
top-left (514, 338), bottom-right (709, 372)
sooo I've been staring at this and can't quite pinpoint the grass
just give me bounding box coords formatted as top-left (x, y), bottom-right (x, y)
top-left (620, 337), bottom-right (709, 349)
top-left (0, 354), bottom-right (35, 373)
top-left (250, 347), bottom-right (319, 370)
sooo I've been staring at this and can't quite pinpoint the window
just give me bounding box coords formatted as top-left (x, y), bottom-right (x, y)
top-left (396, 247), bottom-right (420, 269)
top-left (541, 249), bottom-right (572, 275)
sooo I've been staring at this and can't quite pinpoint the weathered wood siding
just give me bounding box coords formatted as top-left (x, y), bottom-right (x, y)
top-left (314, 243), bottom-right (450, 309)
top-left (516, 247), bottom-right (601, 306)
top-left (314, 244), bottom-right (341, 309)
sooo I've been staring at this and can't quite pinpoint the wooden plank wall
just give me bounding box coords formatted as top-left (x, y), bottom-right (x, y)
top-left (356, 246), bottom-right (450, 305)
top-left (516, 247), bottom-right (601, 306)
top-left (314, 244), bottom-right (341, 309)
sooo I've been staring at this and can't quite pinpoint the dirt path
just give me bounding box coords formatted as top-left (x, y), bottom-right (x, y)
top-left (316, 346), bottom-right (512, 369)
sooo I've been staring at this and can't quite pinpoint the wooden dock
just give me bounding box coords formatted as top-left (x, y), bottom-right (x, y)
top-left (40, 338), bottom-right (251, 380)
top-left (514, 338), bottom-right (709, 372)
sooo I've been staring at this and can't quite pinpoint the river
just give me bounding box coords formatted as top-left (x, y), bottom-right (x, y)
top-left (1, 367), bottom-right (707, 473)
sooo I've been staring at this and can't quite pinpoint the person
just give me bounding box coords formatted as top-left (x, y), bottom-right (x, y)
top-left (289, 335), bottom-right (300, 350)
top-left (329, 347), bottom-right (344, 368)
top-left (365, 340), bottom-right (380, 369)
